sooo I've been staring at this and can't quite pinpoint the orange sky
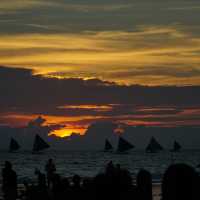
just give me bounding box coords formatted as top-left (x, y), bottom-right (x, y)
top-left (0, 1), bottom-right (200, 86)
top-left (0, 29), bottom-right (200, 86)
top-left (1, 1), bottom-right (200, 137)
top-left (1, 105), bottom-right (200, 137)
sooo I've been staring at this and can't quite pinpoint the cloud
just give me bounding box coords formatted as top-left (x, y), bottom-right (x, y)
top-left (0, 1), bottom-right (200, 142)
top-left (1, 0), bottom-right (200, 36)
top-left (169, 6), bottom-right (200, 11)
top-left (48, 66), bottom-right (200, 84)
top-left (0, 1), bottom-right (133, 12)
top-left (0, 25), bottom-right (200, 85)
top-left (0, 0), bottom-right (42, 11)
top-left (1, 119), bottom-right (200, 150)
top-left (103, 67), bottom-right (200, 78)
top-left (0, 66), bottom-right (200, 131)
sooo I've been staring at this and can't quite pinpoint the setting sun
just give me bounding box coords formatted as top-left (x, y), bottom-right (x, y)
top-left (49, 128), bottom-right (86, 138)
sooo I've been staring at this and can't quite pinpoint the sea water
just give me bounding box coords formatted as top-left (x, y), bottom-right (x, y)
top-left (0, 150), bottom-right (200, 200)
top-left (0, 149), bottom-right (200, 183)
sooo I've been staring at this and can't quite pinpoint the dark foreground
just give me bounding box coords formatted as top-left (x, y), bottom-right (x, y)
top-left (1, 160), bottom-right (200, 200)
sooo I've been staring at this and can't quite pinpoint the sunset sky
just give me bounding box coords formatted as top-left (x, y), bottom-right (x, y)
top-left (0, 0), bottom-right (200, 137)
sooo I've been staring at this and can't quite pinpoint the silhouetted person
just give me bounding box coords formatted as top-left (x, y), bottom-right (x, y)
top-left (51, 174), bottom-right (62, 200)
top-left (34, 169), bottom-right (49, 200)
top-left (82, 178), bottom-right (93, 200)
top-left (162, 163), bottom-right (199, 200)
top-left (137, 169), bottom-right (152, 200)
top-left (22, 181), bottom-right (36, 200)
top-left (94, 161), bottom-right (136, 200)
top-left (1, 161), bottom-right (17, 200)
top-left (117, 168), bottom-right (136, 200)
top-left (59, 178), bottom-right (72, 200)
top-left (105, 161), bottom-right (115, 176)
top-left (45, 158), bottom-right (56, 187)
top-left (93, 173), bottom-right (107, 200)
top-left (35, 169), bottom-right (47, 189)
top-left (71, 175), bottom-right (83, 200)
top-left (72, 174), bottom-right (81, 189)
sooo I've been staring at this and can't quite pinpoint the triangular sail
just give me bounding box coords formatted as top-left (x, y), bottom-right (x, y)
top-left (117, 137), bottom-right (134, 152)
top-left (104, 139), bottom-right (113, 151)
top-left (146, 137), bottom-right (163, 153)
top-left (9, 138), bottom-right (20, 152)
top-left (171, 140), bottom-right (181, 152)
top-left (32, 134), bottom-right (50, 152)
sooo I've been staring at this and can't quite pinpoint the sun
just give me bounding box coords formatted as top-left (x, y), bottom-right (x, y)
top-left (49, 128), bottom-right (86, 138)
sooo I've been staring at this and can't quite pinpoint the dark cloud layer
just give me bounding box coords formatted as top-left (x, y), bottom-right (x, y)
top-left (1, 66), bottom-right (200, 115)
top-left (1, 0), bottom-right (200, 35)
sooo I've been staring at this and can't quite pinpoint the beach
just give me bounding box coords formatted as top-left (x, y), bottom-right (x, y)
top-left (1, 149), bottom-right (200, 200)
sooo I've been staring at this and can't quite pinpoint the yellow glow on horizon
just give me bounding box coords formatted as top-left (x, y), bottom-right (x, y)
top-left (49, 128), bottom-right (86, 137)
top-left (1, 105), bottom-right (200, 138)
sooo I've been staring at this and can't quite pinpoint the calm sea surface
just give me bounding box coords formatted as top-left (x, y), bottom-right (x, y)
top-left (0, 150), bottom-right (200, 183)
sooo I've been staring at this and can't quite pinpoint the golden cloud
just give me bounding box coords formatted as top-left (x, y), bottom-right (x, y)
top-left (0, 25), bottom-right (200, 85)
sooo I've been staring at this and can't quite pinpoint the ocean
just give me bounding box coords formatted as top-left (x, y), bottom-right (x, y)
top-left (0, 150), bottom-right (200, 200)
top-left (0, 149), bottom-right (200, 183)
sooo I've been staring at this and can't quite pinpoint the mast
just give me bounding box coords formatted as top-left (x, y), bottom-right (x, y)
top-left (117, 137), bottom-right (134, 153)
top-left (104, 139), bottom-right (113, 151)
top-left (32, 134), bottom-right (50, 152)
top-left (9, 138), bottom-right (20, 152)
top-left (146, 137), bottom-right (163, 153)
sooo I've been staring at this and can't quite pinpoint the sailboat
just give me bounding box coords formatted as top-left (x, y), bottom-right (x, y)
top-left (117, 136), bottom-right (135, 153)
top-left (145, 137), bottom-right (163, 153)
top-left (104, 139), bottom-right (113, 152)
top-left (32, 134), bottom-right (50, 153)
top-left (170, 140), bottom-right (181, 152)
top-left (9, 138), bottom-right (20, 152)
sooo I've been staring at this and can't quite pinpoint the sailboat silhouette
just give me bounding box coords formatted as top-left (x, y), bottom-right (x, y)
top-left (9, 138), bottom-right (20, 152)
top-left (117, 136), bottom-right (134, 153)
top-left (146, 137), bottom-right (163, 153)
top-left (171, 140), bottom-right (181, 152)
top-left (32, 134), bottom-right (50, 153)
top-left (104, 139), bottom-right (113, 152)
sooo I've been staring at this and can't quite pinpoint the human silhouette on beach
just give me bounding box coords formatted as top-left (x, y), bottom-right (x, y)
top-left (93, 161), bottom-right (137, 200)
top-left (1, 161), bottom-right (17, 200)
top-left (3, 159), bottom-right (200, 200)
top-left (45, 158), bottom-right (56, 187)
top-left (59, 177), bottom-right (72, 200)
top-left (137, 169), bottom-right (152, 200)
top-left (71, 175), bottom-right (83, 199)
top-left (162, 163), bottom-right (199, 200)
top-left (35, 169), bottom-right (47, 189)
top-left (34, 169), bottom-right (49, 200)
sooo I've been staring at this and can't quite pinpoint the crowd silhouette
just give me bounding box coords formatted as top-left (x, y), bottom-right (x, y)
top-left (1, 160), bottom-right (200, 200)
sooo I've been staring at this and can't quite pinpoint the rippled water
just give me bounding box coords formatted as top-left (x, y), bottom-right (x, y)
top-left (0, 150), bottom-right (200, 183)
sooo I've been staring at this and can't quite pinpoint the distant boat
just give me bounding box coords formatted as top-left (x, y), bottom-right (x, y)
top-left (9, 138), bottom-right (20, 152)
top-left (104, 139), bottom-right (113, 152)
top-left (146, 137), bottom-right (163, 153)
top-left (117, 136), bottom-right (135, 153)
top-left (171, 140), bottom-right (181, 152)
top-left (32, 134), bottom-right (50, 153)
